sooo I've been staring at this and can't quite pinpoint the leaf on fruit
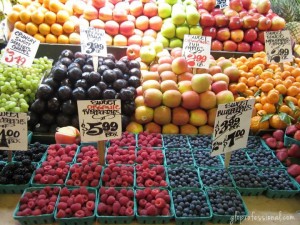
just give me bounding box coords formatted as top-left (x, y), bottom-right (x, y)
top-left (237, 91), bottom-right (247, 97)
top-left (278, 112), bottom-right (292, 125)
top-left (254, 89), bottom-right (262, 97)
top-left (260, 114), bottom-right (273, 122)
top-left (278, 94), bottom-right (283, 106)
top-left (287, 100), bottom-right (296, 111)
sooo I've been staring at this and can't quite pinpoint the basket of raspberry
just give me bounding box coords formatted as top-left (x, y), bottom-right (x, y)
top-left (102, 164), bottom-right (135, 188)
top-left (105, 145), bottom-right (136, 165)
top-left (135, 187), bottom-right (174, 224)
top-left (13, 142), bottom-right (48, 164)
top-left (260, 168), bottom-right (300, 198)
top-left (44, 144), bottom-right (79, 164)
top-left (138, 132), bottom-right (163, 148)
top-left (107, 131), bottom-right (137, 148)
top-left (164, 148), bottom-right (195, 167)
top-left (13, 186), bottom-right (60, 225)
top-left (172, 188), bottom-right (212, 225)
top-left (206, 187), bottom-right (249, 224)
top-left (229, 166), bottom-right (267, 196)
top-left (135, 164), bottom-right (168, 188)
top-left (163, 134), bottom-right (189, 149)
top-left (198, 167), bottom-right (234, 189)
top-left (54, 186), bottom-right (97, 225)
top-left (136, 147), bottom-right (164, 165)
top-left (96, 187), bottom-right (135, 224)
top-left (65, 162), bottom-right (103, 188)
top-left (0, 161), bottom-right (36, 194)
top-left (75, 143), bottom-right (99, 164)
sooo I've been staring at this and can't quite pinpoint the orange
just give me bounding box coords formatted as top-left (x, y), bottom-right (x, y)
top-left (255, 103), bottom-right (263, 111)
top-left (14, 21), bottom-right (26, 32)
top-left (255, 79), bottom-right (264, 87)
top-left (260, 96), bottom-right (268, 105)
top-left (263, 103), bottom-right (276, 114)
top-left (269, 114), bottom-right (288, 129)
top-left (285, 76), bottom-right (295, 82)
top-left (239, 65), bottom-right (248, 72)
top-left (283, 79), bottom-right (293, 88)
top-left (49, 0), bottom-right (64, 13)
top-left (7, 11), bottom-right (20, 24)
top-left (267, 90), bottom-right (280, 104)
top-left (229, 83), bottom-right (238, 94)
top-left (279, 105), bottom-right (292, 115)
top-left (260, 83), bottom-right (274, 92)
top-left (281, 71), bottom-right (291, 79)
top-left (287, 86), bottom-right (300, 97)
top-left (275, 84), bottom-right (287, 95)
top-left (12, 5), bottom-right (25, 12)
top-left (245, 89), bottom-right (254, 97)
top-left (34, 33), bottom-right (45, 43)
top-left (44, 11), bottom-right (57, 25)
top-left (62, 21), bottom-right (75, 34)
top-left (291, 68), bottom-right (300, 77)
top-left (250, 86), bottom-right (259, 94)
top-left (257, 109), bottom-right (267, 116)
top-left (56, 10), bottom-right (69, 24)
top-left (264, 78), bottom-right (275, 86)
top-left (19, 0), bottom-right (31, 7)
top-left (45, 33), bottom-right (58, 43)
top-left (296, 76), bottom-right (300, 82)
top-left (50, 23), bottom-right (63, 36)
top-left (235, 97), bottom-right (246, 101)
top-left (284, 96), bottom-right (298, 105)
top-left (274, 79), bottom-right (283, 86)
top-left (30, 10), bottom-right (44, 25)
top-left (19, 9), bottom-right (31, 23)
top-left (252, 65), bottom-right (263, 76)
top-left (57, 34), bottom-right (69, 44)
top-left (247, 77), bottom-right (256, 87)
top-left (298, 98), bottom-right (300, 107)
top-left (250, 115), bottom-right (269, 133)
top-left (238, 77), bottom-right (247, 84)
top-left (25, 22), bottom-right (38, 36)
top-left (39, 23), bottom-right (51, 35)
top-left (293, 82), bottom-right (300, 88)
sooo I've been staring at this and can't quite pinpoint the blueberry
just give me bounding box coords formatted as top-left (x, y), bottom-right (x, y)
top-left (193, 150), bottom-right (223, 168)
top-left (247, 136), bottom-right (264, 149)
top-left (165, 149), bottom-right (194, 166)
top-left (230, 167), bottom-right (266, 188)
top-left (261, 168), bottom-right (298, 190)
top-left (188, 135), bottom-right (212, 149)
top-left (200, 168), bottom-right (233, 187)
top-left (221, 149), bottom-right (253, 166)
top-left (163, 135), bottom-right (189, 148)
top-left (247, 150), bottom-right (282, 168)
top-left (168, 167), bottom-right (200, 188)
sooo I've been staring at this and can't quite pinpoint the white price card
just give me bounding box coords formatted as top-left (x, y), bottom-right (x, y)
top-left (0, 112), bottom-right (28, 151)
top-left (80, 27), bottom-right (107, 57)
top-left (1, 29), bottom-right (40, 67)
top-left (182, 35), bottom-right (211, 69)
top-left (216, 0), bottom-right (229, 9)
top-left (77, 99), bottom-right (122, 142)
top-left (265, 30), bottom-right (293, 64)
top-left (211, 99), bottom-right (255, 156)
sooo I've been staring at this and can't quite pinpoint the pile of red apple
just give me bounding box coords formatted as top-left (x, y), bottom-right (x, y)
top-left (197, 0), bottom-right (285, 52)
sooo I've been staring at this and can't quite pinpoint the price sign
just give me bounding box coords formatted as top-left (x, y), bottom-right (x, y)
top-left (182, 35), bottom-right (211, 69)
top-left (265, 30), bottom-right (293, 63)
top-left (80, 27), bottom-right (107, 57)
top-left (211, 99), bottom-right (255, 156)
top-left (216, 0), bottom-right (229, 9)
top-left (77, 99), bottom-right (122, 142)
top-left (0, 112), bottom-right (28, 151)
top-left (1, 29), bottom-right (40, 67)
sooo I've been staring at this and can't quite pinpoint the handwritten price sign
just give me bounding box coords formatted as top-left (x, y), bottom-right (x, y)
top-left (211, 99), bottom-right (255, 156)
top-left (265, 30), bottom-right (293, 63)
top-left (0, 112), bottom-right (28, 151)
top-left (80, 27), bottom-right (107, 57)
top-left (216, 0), bottom-right (229, 9)
top-left (77, 100), bottom-right (122, 142)
top-left (182, 35), bottom-right (211, 69)
top-left (1, 29), bottom-right (40, 67)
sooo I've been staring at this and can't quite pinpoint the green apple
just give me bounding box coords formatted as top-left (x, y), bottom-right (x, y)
top-left (163, 17), bottom-right (172, 24)
top-left (156, 32), bottom-right (170, 48)
top-left (140, 46), bottom-right (157, 64)
top-left (165, 0), bottom-right (178, 5)
top-left (186, 5), bottom-right (200, 26)
top-left (161, 22), bottom-right (176, 39)
top-left (176, 24), bottom-right (190, 39)
top-left (169, 38), bottom-right (183, 48)
top-left (189, 25), bottom-right (203, 35)
top-left (171, 8), bottom-right (186, 25)
top-left (158, 2), bottom-right (172, 19)
top-left (183, 0), bottom-right (197, 7)
top-left (150, 41), bottom-right (164, 54)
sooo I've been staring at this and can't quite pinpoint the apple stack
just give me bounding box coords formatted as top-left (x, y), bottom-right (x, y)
top-left (126, 47), bottom-right (239, 135)
top-left (156, 0), bottom-right (201, 48)
top-left (197, 0), bottom-right (286, 52)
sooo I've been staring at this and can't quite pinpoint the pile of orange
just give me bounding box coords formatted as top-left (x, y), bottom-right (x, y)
top-left (229, 51), bottom-right (300, 132)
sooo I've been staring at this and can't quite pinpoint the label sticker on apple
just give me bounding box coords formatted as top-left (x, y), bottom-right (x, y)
top-left (216, 0), bottom-right (229, 9)
top-left (265, 30), bottom-right (293, 64)
top-left (77, 99), bottom-right (122, 142)
top-left (211, 98), bottom-right (255, 156)
top-left (182, 35), bottom-right (212, 69)
top-left (0, 112), bottom-right (28, 151)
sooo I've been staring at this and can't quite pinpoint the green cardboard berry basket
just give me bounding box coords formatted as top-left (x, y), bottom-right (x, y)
top-left (102, 164), bottom-right (135, 188)
top-left (27, 131), bottom-right (33, 144)
top-left (65, 163), bottom-right (103, 188)
top-left (135, 188), bottom-right (174, 224)
top-left (43, 143), bottom-right (80, 164)
top-left (187, 134), bottom-right (212, 150)
top-left (162, 134), bottom-right (189, 149)
top-left (192, 149), bottom-right (225, 169)
top-left (75, 142), bottom-right (98, 164)
top-left (284, 133), bottom-right (300, 147)
top-left (105, 145), bottom-right (137, 166)
top-left (96, 187), bottom-right (135, 224)
top-left (136, 147), bottom-right (165, 165)
top-left (206, 187), bottom-right (249, 224)
top-left (171, 187), bottom-right (212, 225)
top-left (198, 167), bottom-right (235, 189)
top-left (229, 166), bottom-right (267, 196)
top-left (164, 148), bottom-right (196, 167)
top-left (54, 187), bottom-right (97, 225)
top-left (260, 168), bottom-right (300, 198)
top-left (13, 186), bottom-right (61, 225)
top-left (0, 161), bottom-right (7, 172)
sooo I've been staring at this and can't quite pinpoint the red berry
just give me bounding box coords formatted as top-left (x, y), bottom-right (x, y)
top-left (106, 196), bottom-right (116, 205)
top-left (125, 207), bottom-right (134, 216)
top-left (97, 203), bottom-right (107, 214)
top-left (74, 210), bottom-right (85, 218)
top-left (57, 202), bottom-right (68, 210)
top-left (86, 201), bottom-right (95, 211)
top-left (71, 203), bottom-right (82, 212)
top-left (119, 196), bottom-right (129, 206)
top-left (155, 198), bottom-right (166, 208)
top-left (56, 209), bottom-right (66, 218)
top-left (146, 205), bottom-right (158, 216)
top-left (112, 201), bottom-right (121, 214)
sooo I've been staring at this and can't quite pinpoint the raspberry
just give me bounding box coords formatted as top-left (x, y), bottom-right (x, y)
top-left (125, 207), bottom-right (134, 216)
top-left (106, 196), bottom-right (116, 205)
top-left (86, 201), bottom-right (95, 211)
top-left (156, 165), bottom-right (165, 174)
top-left (102, 174), bottom-right (109, 182)
top-left (46, 205), bottom-right (54, 214)
top-left (120, 189), bottom-right (127, 196)
top-left (127, 201), bottom-right (134, 208)
top-left (57, 202), bottom-right (68, 210)
top-left (139, 199), bottom-right (147, 207)
top-left (112, 201), bottom-right (121, 214)
top-left (74, 180), bottom-right (82, 186)
top-left (27, 201), bottom-right (35, 209)
top-left (161, 207), bottom-right (170, 215)
top-left (88, 193), bottom-right (96, 201)
top-left (74, 210), bottom-right (85, 218)
top-left (145, 179), bottom-right (154, 187)
top-left (60, 187), bottom-right (70, 196)
top-left (151, 188), bottom-right (160, 197)
top-left (119, 196), bottom-right (129, 206)
top-left (146, 194), bottom-right (153, 202)
top-left (155, 198), bottom-right (166, 208)
top-left (67, 198), bottom-right (74, 207)
top-left (66, 180), bottom-right (74, 186)
top-left (100, 194), bottom-right (108, 203)
top-left (90, 179), bottom-right (99, 187)
top-left (56, 209), bottom-right (66, 218)
top-left (146, 205), bottom-right (158, 216)
top-left (136, 190), bottom-right (145, 199)
top-left (119, 206), bottom-right (126, 216)
top-left (31, 209), bottom-right (41, 216)
top-left (71, 203), bottom-right (82, 212)
top-left (127, 189), bottom-right (134, 198)
top-left (106, 187), bottom-right (116, 196)
top-left (98, 203), bottom-right (107, 214)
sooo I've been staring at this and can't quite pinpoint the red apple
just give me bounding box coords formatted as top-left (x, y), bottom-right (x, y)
top-left (215, 14), bottom-right (229, 28)
top-left (55, 126), bottom-right (80, 145)
top-left (216, 28), bottom-right (230, 41)
top-left (200, 13), bottom-right (215, 27)
top-left (228, 16), bottom-right (243, 30)
top-left (92, 0), bottom-right (106, 9)
top-left (256, 0), bottom-right (271, 15)
top-left (257, 16), bottom-right (271, 31)
top-left (229, 0), bottom-right (243, 12)
top-left (231, 29), bottom-right (244, 43)
top-left (211, 40), bottom-right (223, 51)
top-left (241, 0), bottom-right (252, 10)
top-left (202, 0), bottom-right (216, 12)
top-left (149, 16), bottom-right (163, 31)
top-left (243, 15), bottom-right (258, 29)
top-left (105, 20), bottom-right (119, 36)
top-left (251, 41), bottom-right (264, 52)
top-left (120, 21), bottom-right (135, 37)
top-left (143, 2), bottom-right (158, 18)
top-left (223, 40), bottom-right (238, 51)
top-left (237, 42), bottom-right (251, 52)
top-left (270, 16), bottom-right (286, 31)
top-left (224, 9), bottom-right (239, 18)
top-left (198, 9), bottom-right (209, 15)
top-left (210, 8), bottom-right (223, 16)
top-left (129, 0), bottom-right (143, 17)
top-left (126, 44), bottom-right (141, 60)
top-left (203, 27), bottom-right (217, 39)
top-left (257, 31), bottom-right (265, 43)
top-left (243, 28), bottom-right (257, 42)
top-left (239, 10), bottom-right (248, 18)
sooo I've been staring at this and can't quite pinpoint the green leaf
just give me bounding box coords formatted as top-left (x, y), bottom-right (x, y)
top-left (278, 94), bottom-right (283, 106)
top-left (254, 89), bottom-right (262, 97)
top-left (278, 112), bottom-right (292, 125)
top-left (237, 92), bottom-right (247, 97)
top-left (287, 100), bottom-right (296, 111)
top-left (260, 114), bottom-right (273, 122)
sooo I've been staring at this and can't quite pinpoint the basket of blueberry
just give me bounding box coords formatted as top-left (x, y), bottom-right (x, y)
top-left (167, 166), bottom-right (202, 189)
top-left (164, 148), bottom-right (195, 167)
top-left (13, 186), bottom-right (61, 225)
top-left (96, 187), bottom-right (135, 224)
top-left (187, 135), bottom-right (212, 150)
top-left (198, 167), bottom-right (234, 189)
top-left (0, 161), bottom-right (36, 194)
top-left (229, 167), bottom-right (267, 196)
top-left (172, 188), bottom-right (212, 225)
top-left (206, 188), bottom-right (248, 224)
top-left (246, 149), bottom-right (284, 169)
top-left (163, 134), bottom-right (189, 149)
top-left (247, 136), bottom-right (265, 149)
top-left (260, 168), bottom-right (300, 198)
top-left (192, 149), bottom-right (224, 168)
top-left (220, 149), bottom-right (254, 167)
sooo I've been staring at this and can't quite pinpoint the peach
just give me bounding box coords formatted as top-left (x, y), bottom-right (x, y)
top-left (211, 80), bottom-right (228, 94)
top-left (157, 63), bottom-right (172, 75)
top-left (144, 122), bottom-right (162, 133)
top-left (135, 15), bottom-right (149, 31)
top-left (198, 125), bottom-right (214, 135)
top-left (113, 8), bottom-right (128, 23)
top-left (135, 96), bottom-right (145, 107)
top-left (189, 109), bottom-right (208, 126)
top-left (149, 16), bottom-right (163, 31)
top-left (160, 71), bottom-right (177, 82)
top-left (208, 107), bottom-right (217, 126)
top-left (83, 5), bottom-right (98, 21)
top-left (223, 66), bottom-right (240, 82)
top-left (160, 80), bottom-right (178, 93)
top-left (172, 57), bottom-right (188, 75)
top-left (120, 21), bottom-right (135, 37)
top-left (162, 90), bottom-right (182, 108)
top-left (162, 123), bottom-right (179, 134)
top-left (105, 33), bottom-right (113, 46)
top-left (129, 0), bottom-right (143, 17)
top-left (191, 73), bottom-right (213, 93)
top-left (142, 35), bottom-right (156, 46)
top-left (212, 73), bottom-right (230, 84)
top-left (135, 106), bottom-right (154, 124)
top-left (216, 90), bottom-right (235, 105)
top-left (209, 65), bottom-right (222, 75)
top-left (172, 107), bottom-right (189, 126)
top-left (177, 72), bottom-right (193, 82)
top-left (99, 7), bottom-right (113, 21)
top-left (143, 2), bottom-right (158, 18)
top-left (199, 91), bottom-right (217, 110)
top-left (181, 91), bottom-right (200, 110)
top-left (217, 59), bottom-right (232, 71)
top-left (178, 80), bottom-right (193, 93)
top-left (154, 106), bottom-right (172, 125)
top-left (113, 34), bottom-right (127, 46)
top-left (105, 20), bottom-right (119, 36)
top-left (90, 19), bottom-right (105, 29)
top-left (141, 71), bottom-right (160, 82)
top-left (142, 80), bottom-right (161, 91)
top-left (158, 56), bottom-right (173, 64)
top-left (143, 29), bottom-right (157, 38)
top-left (143, 88), bottom-right (163, 108)
top-left (128, 34), bottom-right (142, 46)
top-left (180, 124), bottom-right (198, 135)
